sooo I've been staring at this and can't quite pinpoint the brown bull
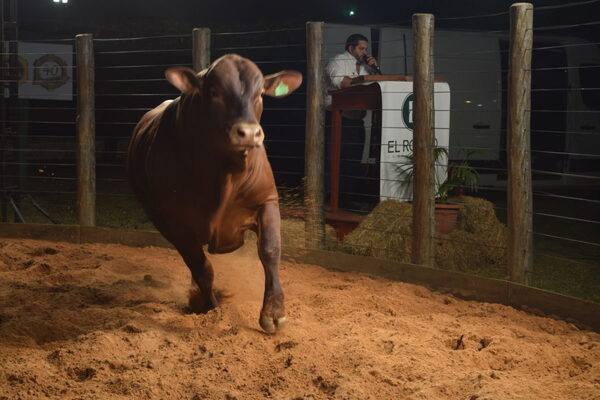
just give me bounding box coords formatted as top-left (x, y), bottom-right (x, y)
top-left (127, 54), bottom-right (302, 333)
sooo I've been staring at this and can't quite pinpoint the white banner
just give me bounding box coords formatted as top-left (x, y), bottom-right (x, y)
top-left (379, 81), bottom-right (451, 201)
top-left (11, 42), bottom-right (73, 101)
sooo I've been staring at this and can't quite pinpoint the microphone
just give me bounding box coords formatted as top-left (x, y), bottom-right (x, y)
top-left (362, 55), bottom-right (381, 75)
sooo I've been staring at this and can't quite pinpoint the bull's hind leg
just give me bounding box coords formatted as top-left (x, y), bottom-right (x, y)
top-left (178, 244), bottom-right (219, 313)
top-left (256, 202), bottom-right (286, 333)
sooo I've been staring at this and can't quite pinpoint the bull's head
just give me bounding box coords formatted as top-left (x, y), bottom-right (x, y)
top-left (165, 54), bottom-right (302, 170)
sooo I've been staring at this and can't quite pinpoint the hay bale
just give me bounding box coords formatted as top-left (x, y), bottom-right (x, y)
top-left (342, 196), bottom-right (507, 277)
top-left (455, 196), bottom-right (502, 234)
top-left (343, 200), bottom-right (413, 262)
top-left (280, 218), bottom-right (338, 249)
top-left (437, 196), bottom-right (507, 277)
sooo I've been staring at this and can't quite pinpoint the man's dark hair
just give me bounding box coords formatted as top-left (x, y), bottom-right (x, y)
top-left (345, 34), bottom-right (369, 51)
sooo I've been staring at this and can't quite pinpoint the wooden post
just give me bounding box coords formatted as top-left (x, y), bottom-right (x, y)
top-left (0, 0), bottom-right (19, 222)
top-left (329, 108), bottom-right (342, 213)
top-left (75, 34), bottom-right (96, 227)
top-left (507, 3), bottom-right (534, 284)
top-left (304, 21), bottom-right (326, 249)
top-left (193, 28), bottom-right (211, 72)
top-left (411, 14), bottom-right (435, 266)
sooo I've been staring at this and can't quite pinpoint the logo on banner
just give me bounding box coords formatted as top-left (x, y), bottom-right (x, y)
top-left (16, 56), bottom-right (29, 86)
top-left (33, 54), bottom-right (69, 90)
top-left (402, 93), bottom-right (414, 131)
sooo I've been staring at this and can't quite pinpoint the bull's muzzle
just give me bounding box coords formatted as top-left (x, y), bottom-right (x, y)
top-left (230, 122), bottom-right (264, 148)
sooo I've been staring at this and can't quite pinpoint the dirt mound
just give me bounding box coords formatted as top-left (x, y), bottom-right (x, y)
top-left (0, 238), bottom-right (598, 399)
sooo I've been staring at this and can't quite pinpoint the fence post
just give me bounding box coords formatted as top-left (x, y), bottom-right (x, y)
top-left (411, 14), bottom-right (436, 266)
top-left (75, 34), bottom-right (96, 227)
top-left (193, 28), bottom-right (211, 72)
top-left (304, 21), bottom-right (326, 249)
top-left (507, 3), bottom-right (534, 284)
top-left (0, 0), bottom-right (18, 222)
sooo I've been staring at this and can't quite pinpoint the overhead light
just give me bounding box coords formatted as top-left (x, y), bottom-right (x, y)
top-left (62, 0), bottom-right (68, 3)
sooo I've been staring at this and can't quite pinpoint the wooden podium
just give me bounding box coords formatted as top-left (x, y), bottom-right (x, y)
top-left (326, 76), bottom-right (413, 238)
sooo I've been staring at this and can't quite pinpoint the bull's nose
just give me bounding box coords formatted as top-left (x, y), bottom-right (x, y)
top-left (231, 123), bottom-right (264, 146)
top-left (236, 124), bottom-right (260, 139)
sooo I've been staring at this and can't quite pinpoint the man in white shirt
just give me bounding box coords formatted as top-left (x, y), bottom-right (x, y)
top-left (324, 34), bottom-right (381, 207)
top-left (326, 33), bottom-right (380, 105)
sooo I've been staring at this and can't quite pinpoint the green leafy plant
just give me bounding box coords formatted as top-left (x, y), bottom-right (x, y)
top-left (445, 148), bottom-right (481, 197)
top-left (396, 147), bottom-right (481, 202)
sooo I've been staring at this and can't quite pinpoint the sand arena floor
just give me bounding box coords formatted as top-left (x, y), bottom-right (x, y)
top-left (0, 238), bottom-right (598, 399)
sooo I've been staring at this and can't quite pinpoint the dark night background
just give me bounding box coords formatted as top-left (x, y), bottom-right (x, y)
top-left (15, 0), bottom-right (600, 41)
top-left (6, 0), bottom-right (600, 194)
top-left (3, 0), bottom-right (599, 214)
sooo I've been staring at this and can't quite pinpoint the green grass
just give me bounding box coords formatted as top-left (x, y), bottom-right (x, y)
top-left (531, 252), bottom-right (600, 303)
top-left (6, 193), bottom-right (155, 230)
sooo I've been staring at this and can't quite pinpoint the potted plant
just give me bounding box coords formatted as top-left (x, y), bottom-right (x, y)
top-left (443, 148), bottom-right (481, 198)
top-left (395, 147), bottom-right (481, 233)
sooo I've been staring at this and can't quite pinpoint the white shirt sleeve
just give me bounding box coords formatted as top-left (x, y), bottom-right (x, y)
top-left (325, 52), bottom-right (370, 107)
top-left (326, 55), bottom-right (346, 90)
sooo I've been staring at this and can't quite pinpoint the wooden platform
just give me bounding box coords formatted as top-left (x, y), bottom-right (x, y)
top-left (325, 209), bottom-right (366, 240)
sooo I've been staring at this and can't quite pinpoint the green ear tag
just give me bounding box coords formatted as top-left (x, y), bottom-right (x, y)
top-left (274, 81), bottom-right (289, 97)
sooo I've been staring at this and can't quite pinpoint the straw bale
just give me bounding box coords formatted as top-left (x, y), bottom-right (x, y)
top-left (438, 196), bottom-right (507, 277)
top-left (343, 200), bottom-right (413, 262)
top-left (343, 196), bottom-right (507, 277)
top-left (280, 218), bottom-right (338, 249)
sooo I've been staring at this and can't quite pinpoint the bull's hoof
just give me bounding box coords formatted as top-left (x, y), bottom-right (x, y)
top-left (188, 288), bottom-right (219, 313)
top-left (259, 315), bottom-right (287, 334)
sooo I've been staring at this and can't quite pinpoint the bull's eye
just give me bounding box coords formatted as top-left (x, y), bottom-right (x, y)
top-left (210, 88), bottom-right (218, 98)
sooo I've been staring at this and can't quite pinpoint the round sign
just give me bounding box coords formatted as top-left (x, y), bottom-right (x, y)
top-left (33, 54), bottom-right (69, 90)
top-left (402, 93), bottom-right (414, 131)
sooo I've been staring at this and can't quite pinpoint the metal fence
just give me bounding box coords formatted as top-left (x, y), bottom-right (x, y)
top-left (0, 2), bottom-right (598, 303)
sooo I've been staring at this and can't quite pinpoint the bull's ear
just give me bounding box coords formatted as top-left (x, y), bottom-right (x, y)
top-left (165, 67), bottom-right (203, 94)
top-left (263, 70), bottom-right (302, 98)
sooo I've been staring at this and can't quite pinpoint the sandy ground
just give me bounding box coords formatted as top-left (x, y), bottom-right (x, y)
top-left (0, 237), bottom-right (598, 400)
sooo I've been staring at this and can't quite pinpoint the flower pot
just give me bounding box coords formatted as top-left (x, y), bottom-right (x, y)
top-left (435, 203), bottom-right (462, 234)
top-left (325, 209), bottom-right (366, 240)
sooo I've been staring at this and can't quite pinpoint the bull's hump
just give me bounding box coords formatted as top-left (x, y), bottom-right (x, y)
top-left (138, 98), bottom-right (175, 126)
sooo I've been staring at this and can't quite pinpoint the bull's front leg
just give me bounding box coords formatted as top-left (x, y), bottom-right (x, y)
top-left (178, 244), bottom-right (219, 313)
top-left (257, 202), bottom-right (286, 334)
